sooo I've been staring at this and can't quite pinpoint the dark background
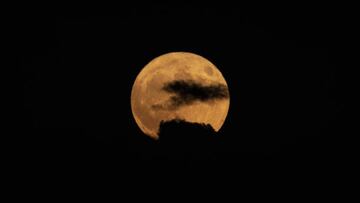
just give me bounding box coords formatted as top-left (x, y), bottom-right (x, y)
top-left (19, 3), bottom-right (347, 185)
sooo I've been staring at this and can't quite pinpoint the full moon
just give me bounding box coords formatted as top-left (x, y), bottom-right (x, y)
top-left (131, 52), bottom-right (230, 139)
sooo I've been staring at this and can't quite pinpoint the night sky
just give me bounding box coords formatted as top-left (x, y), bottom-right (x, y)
top-left (19, 3), bottom-right (347, 186)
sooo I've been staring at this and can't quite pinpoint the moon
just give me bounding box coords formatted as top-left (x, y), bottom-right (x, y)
top-left (131, 52), bottom-right (230, 139)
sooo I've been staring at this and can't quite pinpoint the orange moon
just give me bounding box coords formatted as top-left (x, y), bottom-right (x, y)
top-left (131, 52), bottom-right (230, 139)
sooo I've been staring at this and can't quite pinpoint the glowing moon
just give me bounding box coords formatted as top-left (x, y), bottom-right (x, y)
top-left (131, 52), bottom-right (230, 139)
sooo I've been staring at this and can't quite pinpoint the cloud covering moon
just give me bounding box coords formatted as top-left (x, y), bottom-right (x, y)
top-left (131, 52), bottom-right (230, 139)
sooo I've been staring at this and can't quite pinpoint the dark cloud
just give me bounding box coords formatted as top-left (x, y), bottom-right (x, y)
top-left (152, 79), bottom-right (229, 110)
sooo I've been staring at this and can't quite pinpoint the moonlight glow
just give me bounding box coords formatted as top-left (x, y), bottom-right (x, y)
top-left (131, 52), bottom-right (230, 139)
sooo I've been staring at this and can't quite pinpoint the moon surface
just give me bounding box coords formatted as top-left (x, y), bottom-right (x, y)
top-left (131, 52), bottom-right (230, 139)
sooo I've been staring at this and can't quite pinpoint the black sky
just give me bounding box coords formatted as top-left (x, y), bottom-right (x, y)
top-left (19, 3), bottom-right (347, 185)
